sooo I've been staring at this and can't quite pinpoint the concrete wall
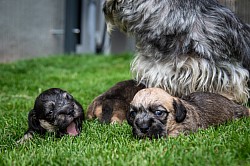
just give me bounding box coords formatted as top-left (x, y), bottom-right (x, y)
top-left (77, 0), bottom-right (135, 55)
top-left (0, 0), bottom-right (249, 62)
top-left (236, 0), bottom-right (250, 23)
top-left (219, 0), bottom-right (250, 23)
top-left (0, 0), bottom-right (65, 62)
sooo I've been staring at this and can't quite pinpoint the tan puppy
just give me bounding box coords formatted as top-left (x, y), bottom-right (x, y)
top-left (127, 88), bottom-right (250, 139)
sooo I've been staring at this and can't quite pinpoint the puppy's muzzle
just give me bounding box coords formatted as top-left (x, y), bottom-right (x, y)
top-left (136, 122), bottom-right (150, 133)
top-left (135, 113), bottom-right (153, 134)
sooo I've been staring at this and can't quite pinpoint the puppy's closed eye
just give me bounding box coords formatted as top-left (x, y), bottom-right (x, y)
top-left (44, 102), bottom-right (55, 117)
top-left (45, 110), bottom-right (53, 117)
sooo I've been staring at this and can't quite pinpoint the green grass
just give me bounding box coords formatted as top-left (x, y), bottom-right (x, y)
top-left (0, 54), bottom-right (250, 166)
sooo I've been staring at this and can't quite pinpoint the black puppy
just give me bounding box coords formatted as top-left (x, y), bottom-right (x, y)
top-left (17, 88), bottom-right (84, 143)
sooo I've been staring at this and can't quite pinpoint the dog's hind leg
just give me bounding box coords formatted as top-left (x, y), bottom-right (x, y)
top-left (87, 80), bottom-right (145, 123)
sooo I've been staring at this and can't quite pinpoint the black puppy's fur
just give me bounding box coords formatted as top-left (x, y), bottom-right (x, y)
top-left (17, 88), bottom-right (84, 143)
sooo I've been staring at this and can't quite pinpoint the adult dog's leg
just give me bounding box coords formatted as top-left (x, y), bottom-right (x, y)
top-left (87, 80), bottom-right (145, 123)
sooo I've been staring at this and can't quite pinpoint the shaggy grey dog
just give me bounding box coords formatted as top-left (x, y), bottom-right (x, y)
top-left (103, 0), bottom-right (250, 103)
top-left (88, 0), bottom-right (250, 123)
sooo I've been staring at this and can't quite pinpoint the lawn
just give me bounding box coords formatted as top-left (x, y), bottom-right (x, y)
top-left (0, 54), bottom-right (250, 166)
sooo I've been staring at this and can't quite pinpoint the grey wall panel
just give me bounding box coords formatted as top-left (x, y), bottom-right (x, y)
top-left (0, 0), bottom-right (65, 62)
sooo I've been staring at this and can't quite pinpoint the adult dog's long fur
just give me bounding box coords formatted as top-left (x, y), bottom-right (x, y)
top-left (103, 0), bottom-right (250, 104)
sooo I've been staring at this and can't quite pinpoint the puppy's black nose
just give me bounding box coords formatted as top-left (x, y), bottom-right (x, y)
top-left (139, 124), bottom-right (150, 133)
top-left (136, 122), bottom-right (151, 133)
top-left (135, 113), bottom-right (154, 134)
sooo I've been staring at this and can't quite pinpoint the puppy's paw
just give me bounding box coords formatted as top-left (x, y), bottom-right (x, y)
top-left (16, 132), bottom-right (34, 144)
top-left (87, 97), bottom-right (128, 124)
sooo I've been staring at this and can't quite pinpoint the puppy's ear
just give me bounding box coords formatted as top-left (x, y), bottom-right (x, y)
top-left (27, 109), bottom-right (43, 134)
top-left (173, 99), bottom-right (187, 123)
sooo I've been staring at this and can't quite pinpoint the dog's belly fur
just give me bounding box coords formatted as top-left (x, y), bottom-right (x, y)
top-left (132, 54), bottom-right (249, 104)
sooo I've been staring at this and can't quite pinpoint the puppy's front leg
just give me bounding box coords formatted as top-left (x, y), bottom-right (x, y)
top-left (17, 109), bottom-right (46, 144)
top-left (16, 131), bottom-right (35, 144)
top-left (87, 80), bottom-right (145, 124)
